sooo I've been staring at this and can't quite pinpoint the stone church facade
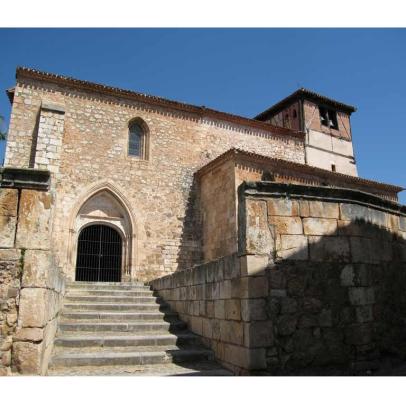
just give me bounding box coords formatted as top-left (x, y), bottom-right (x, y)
top-left (1, 67), bottom-right (406, 375)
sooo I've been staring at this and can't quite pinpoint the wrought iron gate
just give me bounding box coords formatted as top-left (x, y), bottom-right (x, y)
top-left (75, 224), bottom-right (122, 282)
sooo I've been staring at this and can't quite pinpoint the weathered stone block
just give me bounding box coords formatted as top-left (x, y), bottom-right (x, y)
top-left (355, 305), bottom-right (374, 323)
top-left (241, 298), bottom-right (267, 321)
top-left (16, 190), bottom-right (53, 250)
top-left (269, 216), bottom-right (303, 235)
top-left (246, 199), bottom-right (273, 255)
top-left (223, 255), bottom-right (240, 280)
top-left (240, 276), bottom-right (268, 298)
top-left (340, 264), bottom-right (355, 287)
top-left (348, 287), bottom-right (375, 306)
top-left (277, 235), bottom-right (308, 260)
top-left (299, 200), bottom-right (310, 217)
top-left (240, 255), bottom-right (268, 276)
top-left (220, 320), bottom-right (244, 345)
top-left (219, 280), bottom-right (232, 299)
top-left (0, 189), bottom-right (18, 217)
top-left (267, 198), bottom-right (299, 217)
top-left (309, 236), bottom-right (350, 262)
top-left (225, 299), bottom-right (241, 320)
top-left (214, 299), bottom-right (225, 319)
top-left (202, 318), bottom-right (212, 338)
top-left (12, 341), bottom-right (42, 374)
top-left (244, 320), bottom-right (273, 347)
top-left (400, 216), bottom-right (406, 232)
top-left (309, 201), bottom-right (339, 219)
top-left (0, 216), bottom-right (16, 248)
top-left (224, 344), bottom-right (266, 370)
top-left (22, 250), bottom-right (54, 289)
top-left (303, 218), bottom-right (337, 236)
top-left (18, 288), bottom-right (48, 327)
top-left (14, 327), bottom-right (44, 342)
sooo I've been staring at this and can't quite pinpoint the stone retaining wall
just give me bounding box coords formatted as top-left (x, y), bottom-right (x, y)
top-left (151, 182), bottom-right (406, 374)
top-left (150, 254), bottom-right (271, 374)
top-left (0, 169), bottom-right (65, 375)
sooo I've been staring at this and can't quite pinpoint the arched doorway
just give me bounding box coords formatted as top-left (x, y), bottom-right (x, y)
top-left (75, 224), bottom-right (122, 282)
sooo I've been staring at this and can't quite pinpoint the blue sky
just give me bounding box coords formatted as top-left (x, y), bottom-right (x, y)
top-left (0, 28), bottom-right (405, 202)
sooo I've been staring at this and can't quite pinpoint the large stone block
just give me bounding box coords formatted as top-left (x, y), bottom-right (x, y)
top-left (223, 344), bottom-right (267, 370)
top-left (239, 276), bottom-right (268, 298)
top-left (16, 190), bottom-right (53, 250)
top-left (400, 216), bottom-right (406, 232)
top-left (241, 298), bottom-right (267, 321)
top-left (340, 264), bottom-right (355, 287)
top-left (277, 235), bottom-right (308, 260)
top-left (14, 327), bottom-right (44, 343)
top-left (303, 218), bottom-right (337, 236)
top-left (21, 250), bottom-right (62, 290)
top-left (18, 288), bottom-right (48, 327)
top-left (214, 300), bottom-right (225, 319)
top-left (240, 255), bottom-right (268, 276)
top-left (309, 236), bottom-right (350, 262)
top-left (244, 320), bottom-right (274, 347)
top-left (245, 199), bottom-right (273, 255)
top-left (309, 201), bottom-right (339, 219)
top-left (269, 216), bottom-right (303, 235)
top-left (0, 189), bottom-right (18, 217)
top-left (267, 198), bottom-right (299, 217)
top-left (220, 320), bottom-right (244, 345)
top-left (348, 287), bottom-right (375, 306)
top-left (12, 341), bottom-right (43, 374)
top-left (0, 216), bottom-right (17, 248)
top-left (225, 299), bottom-right (241, 321)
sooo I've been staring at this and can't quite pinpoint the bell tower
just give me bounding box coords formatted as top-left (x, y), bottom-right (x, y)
top-left (255, 88), bottom-right (358, 176)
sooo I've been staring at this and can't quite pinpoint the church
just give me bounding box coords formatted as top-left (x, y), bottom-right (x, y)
top-left (1, 67), bottom-right (405, 375)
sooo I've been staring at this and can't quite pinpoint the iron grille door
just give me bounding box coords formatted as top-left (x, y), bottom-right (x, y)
top-left (75, 224), bottom-right (122, 282)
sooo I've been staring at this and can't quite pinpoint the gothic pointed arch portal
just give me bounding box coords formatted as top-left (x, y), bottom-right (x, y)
top-left (67, 182), bottom-right (137, 282)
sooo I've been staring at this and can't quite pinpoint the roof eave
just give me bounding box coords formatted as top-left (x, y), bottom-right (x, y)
top-left (255, 88), bottom-right (357, 121)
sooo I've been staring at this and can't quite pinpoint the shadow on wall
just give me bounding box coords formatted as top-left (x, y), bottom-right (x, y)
top-left (151, 202), bottom-right (406, 375)
top-left (250, 218), bottom-right (406, 375)
top-left (175, 176), bottom-right (203, 271)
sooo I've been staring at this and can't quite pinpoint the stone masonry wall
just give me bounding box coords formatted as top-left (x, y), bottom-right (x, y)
top-left (4, 78), bottom-right (304, 282)
top-left (151, 182), bottom-right (406, 375)
top-left (240, 182), bottom-right (406, 373)
top-left (150, 254), bottom-right (272, 375)
top-left (199, 158), bottom-right (237, 262)
top-left (0, 170), bottom-right (66, 375)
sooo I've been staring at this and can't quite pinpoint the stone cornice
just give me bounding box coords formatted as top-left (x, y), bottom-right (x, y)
top-left (240, 181), bottom-right (406, 216)
top-left (0, 167), bottom-right (50, 190)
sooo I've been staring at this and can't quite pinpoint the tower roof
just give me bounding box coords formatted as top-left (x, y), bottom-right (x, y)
top-left (255, 88), bottom-right (357, 121)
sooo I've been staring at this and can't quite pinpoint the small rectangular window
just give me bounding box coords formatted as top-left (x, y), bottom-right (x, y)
top-left (331, 164), bottom-right (336, 172)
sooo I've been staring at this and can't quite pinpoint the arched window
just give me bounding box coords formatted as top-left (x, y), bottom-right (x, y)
top-left (128, 122), bottom-right (144, 158)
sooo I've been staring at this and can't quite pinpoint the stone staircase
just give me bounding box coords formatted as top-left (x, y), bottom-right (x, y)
top-left (47, 282), bottom-right (232, 376)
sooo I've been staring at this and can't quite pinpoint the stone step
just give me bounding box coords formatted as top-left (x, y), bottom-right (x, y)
top-left (63, 303), bottom-right (167, 312)
top-left (61, 311), bottom-right (177, 321)
top-left (54, 333), bottom-right (201, 348)
top-left (67, 282), bottom-right (147, 289)
top-left (59, 320), bottom-right (187, 333)
top-left (65, 289), bottom-right (154, 297)
top-left (64, 295), bottom-right (161, 304)
top-left (50, 347), bottom-right (214, 368)
top-left (47, 360), bottom-right (233, 376)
